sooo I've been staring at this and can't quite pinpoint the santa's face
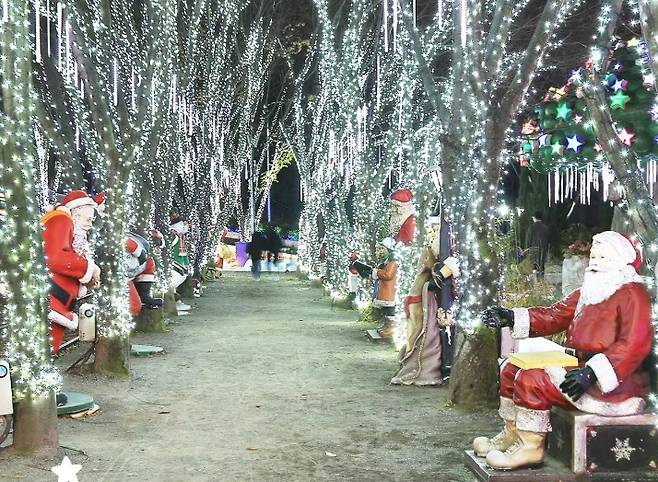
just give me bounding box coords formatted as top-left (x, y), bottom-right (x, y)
top-left (71, 205), bottom-right (96, 232)
top-left (588, 241), bottom-right (612, 272)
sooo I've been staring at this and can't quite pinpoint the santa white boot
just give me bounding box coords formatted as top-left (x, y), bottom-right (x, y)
top-left (473, 397), bottom-right (518, 457)
top-left (485, 406), bottom-right (549, 470)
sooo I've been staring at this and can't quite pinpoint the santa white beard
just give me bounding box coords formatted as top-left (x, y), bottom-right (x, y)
top-left (578, 265), bottom-right (643, 308)
top-left (389, 204), bottom-right (415, 236)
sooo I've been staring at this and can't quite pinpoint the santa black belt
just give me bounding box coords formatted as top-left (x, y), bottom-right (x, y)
top-left (564, 348), bottom-right (594, 362)
top-left (49, 280), bottom-right (73, 309)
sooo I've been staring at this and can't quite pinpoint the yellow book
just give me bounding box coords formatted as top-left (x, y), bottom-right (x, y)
top-left (507, 351), bottom-right (579, 370)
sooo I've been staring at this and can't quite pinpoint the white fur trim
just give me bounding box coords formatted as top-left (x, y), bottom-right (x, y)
top-left (545, 367), bottom-right (646, 416)
top-left (48, 310), bottom-right (78, 330)
top-left (391, 199), bottom-right (412, 206)
top-left (499, 397), bottom-right (516, 421)
top-left (511, 308), bottom-right (530, 339)
top-left (587, 353), bottom-right (620, 394)
top-left (516, 406), bottom-right (552, 432)
top-left (135, 273), bottom-right (156, 282)
top-left (78, 259), bottom-right (97, 284)
top-left (65, 196), bottom-right (97, 210)
top-left (371, 269), bottom-right (379, 281)
top-left (372, 299), bottom-right (396, 308)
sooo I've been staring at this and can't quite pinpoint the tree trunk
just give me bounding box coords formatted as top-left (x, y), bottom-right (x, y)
top-left (448, 328), bottom-right (500, 406)
top-left (93, 336), bottom-right (130, 378)
top-left (0, 0), bottom-right (59, 454)
top-left (178, 277), bottom-right (195, 299)
top-left (133, 309), bottom-right (166, 333)
top-left (163, 288), bottom-right (178, 318)
top-left (12, 393), bottom-right (59, 456)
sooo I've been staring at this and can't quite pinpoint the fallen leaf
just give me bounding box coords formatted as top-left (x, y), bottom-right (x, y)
top-left (246, 447), bottom-right (258, 451)
top-left (325, 452), bottom-right (337, 457)
top-left (158, 411), bottom-right (171, 415)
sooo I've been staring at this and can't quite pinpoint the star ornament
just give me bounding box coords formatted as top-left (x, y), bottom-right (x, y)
top-left (618, 128), bottom-right (636, 146)
top-left (566, 134), bottom-right (585, 153)
top-left (51, 456), bottom-right (82, 482)
top-left (611, 78), bottom-right (628, 93)
top-left (643, 73), bottom-right (655, 88)
top-left (569, 69), bottom-right (583, 84)
top-left (551, 140), bottom-right (565, 156)
top-left (555, 101), bottom-right (573, 121)
top-left (627, 37), bottom-right (641, 48)
top-left (610, 91), bottom-right (631, 110)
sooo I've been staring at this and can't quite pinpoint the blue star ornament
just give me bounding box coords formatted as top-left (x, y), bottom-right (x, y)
top-left (566, 134), bottom-right (585, 154)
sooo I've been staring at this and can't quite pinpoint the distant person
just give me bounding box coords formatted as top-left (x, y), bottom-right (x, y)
top-left (525, 211), bottom-right (549, 278)
top-left (264, 225), bottom-right (283, 270)
top-left (247, 232), bottom-right (267, 280)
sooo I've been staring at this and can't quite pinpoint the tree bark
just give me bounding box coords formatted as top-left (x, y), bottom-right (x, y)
top-left (133, 308), bottom-right (166, 333)
top-left (12, 393), bottom-right (59, 456)
top-left (93, 336), bottom-right (130, 378)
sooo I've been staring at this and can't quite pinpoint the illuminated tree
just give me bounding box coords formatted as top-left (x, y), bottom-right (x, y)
top-left (0, 0), bottom-right (59, 452)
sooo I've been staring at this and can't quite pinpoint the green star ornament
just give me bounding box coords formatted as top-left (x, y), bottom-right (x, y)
top-left (555, 101), bottom-right (573, 121)
top-left (610, 90), bottom-right (631, 110)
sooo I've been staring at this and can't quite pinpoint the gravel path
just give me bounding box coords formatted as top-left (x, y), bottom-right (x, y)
top-left (1, 272), bottom-right (497, 481)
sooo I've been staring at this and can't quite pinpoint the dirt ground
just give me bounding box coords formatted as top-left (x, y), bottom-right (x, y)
top-left (1, 272), bottom-right (499, 481)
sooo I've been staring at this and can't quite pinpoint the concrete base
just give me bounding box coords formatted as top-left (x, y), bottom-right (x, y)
top-left (131, 344), bottom-right (165, 357)
top-left (57, 392), bottom-right (95, 416)
top-left (464, 450), bottom-right (657, 481)
top-left (365, 329), bottom-right (391, 342)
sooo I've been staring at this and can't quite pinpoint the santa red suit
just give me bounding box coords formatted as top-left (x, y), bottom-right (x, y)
top-left (41, 191), bottom-right (99, 354)
top-left (474, 231), bottom-right (653, 470)
top-left (389, 189), bottom-right (416, 246)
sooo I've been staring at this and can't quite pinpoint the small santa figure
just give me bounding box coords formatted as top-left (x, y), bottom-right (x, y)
top-left (41, 191), bottom-right (101, 354)
top-left (476, 231), bottom-right (653, 470)
top-left (125, 232), bottom-right (162, 315)
top-left (389, 189), bottom-right (416, 246)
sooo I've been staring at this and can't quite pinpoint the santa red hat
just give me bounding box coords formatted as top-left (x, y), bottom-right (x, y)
top-left (592, 231), bottom-right (642, 272)
top-left (59, 190), bottom-right (97, 211)
top-left (390, 189), bottom-right (413, 206)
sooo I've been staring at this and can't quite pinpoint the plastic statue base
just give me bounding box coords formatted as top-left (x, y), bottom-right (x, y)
top-left (464, 450), bottom-right (657, 481)
top-left (131, 344), bottom-right (164, 357)
top-left (365, 329), bottom-right (391, 342)
top-left (57, 392), bottom-right (95, 416)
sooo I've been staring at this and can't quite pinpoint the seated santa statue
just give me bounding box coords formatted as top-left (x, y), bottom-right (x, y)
top-left (389, 189), bottom-right (416, 246)
top-left (41, 191), bottom-right (101, 354)
top-left (125, 231), bottom-right (163, 315)
top-left (476, 231), bottom-right (653, 470)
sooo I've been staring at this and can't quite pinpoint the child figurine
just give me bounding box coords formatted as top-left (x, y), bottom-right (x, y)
top-left (351, 237), bottom-right (399, 337)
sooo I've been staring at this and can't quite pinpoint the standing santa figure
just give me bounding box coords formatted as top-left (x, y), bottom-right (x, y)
top-left (389, 189), bottom-right (416, 246)
top-left (41, 191), bottom-right (101, 354)
top-left (476, 231), bottom-right (653, 470)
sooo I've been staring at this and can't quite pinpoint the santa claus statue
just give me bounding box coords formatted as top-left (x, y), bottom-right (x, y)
top-left (41, 191), bottom-right (101, 354)
top-left (476, 231), bottom-right (653, 470)
top-left (125, 232), bottom-right (163, 315)
top-left (389, 189), bottom-right (416, 246)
